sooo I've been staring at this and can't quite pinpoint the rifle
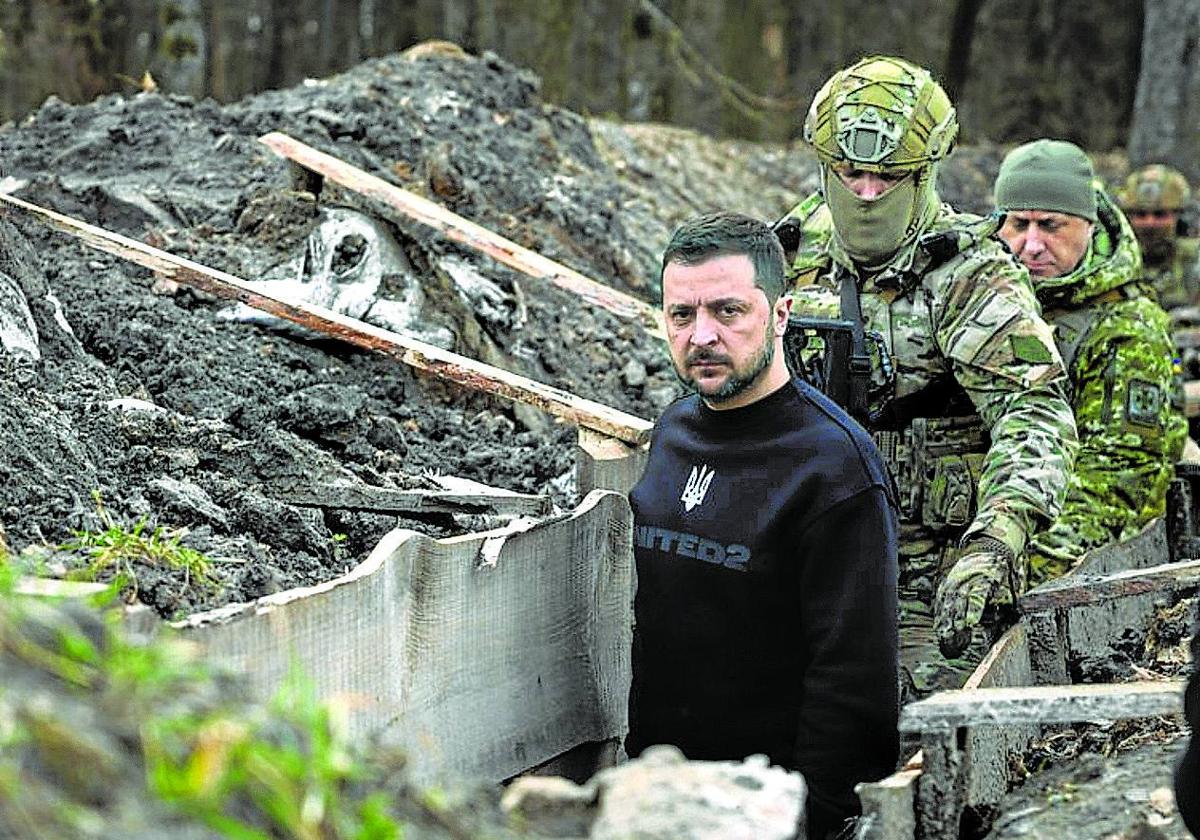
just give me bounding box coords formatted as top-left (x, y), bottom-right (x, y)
top-left (783, 314), bottom-right (894, 424)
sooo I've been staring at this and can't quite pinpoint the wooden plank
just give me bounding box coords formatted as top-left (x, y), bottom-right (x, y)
top-left (1174, 326), bottom-right (1200, 350)
top-left (0, 191), bottom-right (652, 446)
top-left (172, 488), bottom-right (634, 783)
top-left (275, 482), bottom-right (551, 517)
top-left (900, 680), bottom-right (1185, 732)
top-left (1018, 557), bottom-right (1200, 614)
top-left (575, 426), bottom-right (650, 497)
top-left (14, 578), bottom-right (110, 598)
top-left (258, 131), bottom-right (666, 340)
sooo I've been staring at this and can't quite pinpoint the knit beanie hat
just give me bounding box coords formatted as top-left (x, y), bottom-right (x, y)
top-left (993, 139), bottom-right (1098, 222)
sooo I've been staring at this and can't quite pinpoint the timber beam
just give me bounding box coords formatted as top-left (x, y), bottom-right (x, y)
top-left (900, 680), bottom-right (1186, 733)
top-left (1018, 557), bottom-right (1200, 614)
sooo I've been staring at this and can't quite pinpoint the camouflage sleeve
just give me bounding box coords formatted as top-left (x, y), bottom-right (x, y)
top-left (932, 247), bottom-right (1079, 558)
top-left (779, 192), bottom-right (833, 286)
top-left (1028, 299), bottom-right (1187, 582)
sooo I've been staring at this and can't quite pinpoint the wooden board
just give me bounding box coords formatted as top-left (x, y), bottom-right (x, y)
top-left (276, 481), bottom-right (551, 517)
top-left (901, 680), bottom-right (1185, 731)
top-left (1019, 557), bottom-right (1200, 613)
top-left (0, 191), bottom-right (653, 446)
top-left (258, 131), bottom-right (666, 340)
top-left (170, 489), bottom-right (634, 783)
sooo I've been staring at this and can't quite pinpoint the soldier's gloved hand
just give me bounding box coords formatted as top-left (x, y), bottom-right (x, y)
top-left (934, 537), bottom-right (1018, 659)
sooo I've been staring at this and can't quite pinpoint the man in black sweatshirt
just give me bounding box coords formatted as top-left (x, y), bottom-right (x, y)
top-left (626, 212), bottom-right (900, 840)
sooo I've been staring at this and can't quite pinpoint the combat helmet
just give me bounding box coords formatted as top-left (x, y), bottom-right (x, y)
top-left (1116, 164), bottom-right (1191, 213)
top-left (803, 55), bottom-right (958, 172)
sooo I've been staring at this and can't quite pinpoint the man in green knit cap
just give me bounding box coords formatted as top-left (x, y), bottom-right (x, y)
top-left (776, 56), bottom-right (1078, 695)
top-left (993, 139), bottom-right (1187, 582)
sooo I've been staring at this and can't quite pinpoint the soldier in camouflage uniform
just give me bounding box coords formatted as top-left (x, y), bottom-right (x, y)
top-left (1115, 166), bottom-right (1200, 431)
top-left (994, 141), bottom-right (1187, 584)
top-left (775, 57), bottom-right (1078, 694)
top-left (1114, 165), bottom-right (1200, 311)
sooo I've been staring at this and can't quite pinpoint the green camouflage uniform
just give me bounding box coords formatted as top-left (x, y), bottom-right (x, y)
top-left (1145, 237), bottom-right (1200, 311)
top-left (1026, 190), bottom-right (1187, 582)
top-left (779, 192), bottom-right (1078, 693)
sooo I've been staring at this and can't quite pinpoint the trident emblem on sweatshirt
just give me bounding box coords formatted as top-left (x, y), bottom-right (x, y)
top-left (681, 465), bottom-right (715, 511)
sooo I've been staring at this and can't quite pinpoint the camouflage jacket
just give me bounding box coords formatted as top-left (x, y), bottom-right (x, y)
top-left (1026, 191), bottom-right (1187, 582)
top-left (780, 192), bottom-right (1078, 559)
top-left (1145, 236), bottom-right (1200, 311)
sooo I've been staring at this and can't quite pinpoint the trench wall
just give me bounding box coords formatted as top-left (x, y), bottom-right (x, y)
top-left (170, 488), bottom-right (634, 783)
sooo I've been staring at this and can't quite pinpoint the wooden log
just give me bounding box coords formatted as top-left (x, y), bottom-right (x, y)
top-left (257, 131), bottom-right (666, 340)
top-left (900, 680), bottom-right (1186, 732)
top-left (0, 192), bottom-right (652, 446)
top-left (276, 482), bottom-right (551, 517)
top-left (1018, 557), bottom-right (1200, 614)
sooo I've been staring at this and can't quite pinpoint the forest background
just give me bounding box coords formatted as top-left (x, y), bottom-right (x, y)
top-left (0, 0), bottom-right (1197, 182)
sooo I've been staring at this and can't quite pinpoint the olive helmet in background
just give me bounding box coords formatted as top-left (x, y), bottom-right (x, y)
top-left (1116, 164), bottom-right (1191, 213)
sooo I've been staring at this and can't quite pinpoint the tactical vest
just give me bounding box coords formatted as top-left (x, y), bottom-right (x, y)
top-left (1040, 292), bottom-right (1126, 396)
top-left (801, 231), bottom-right (991, 535)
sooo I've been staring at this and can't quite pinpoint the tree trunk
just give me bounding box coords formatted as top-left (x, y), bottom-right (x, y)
top-left (1129, 0), bottom-right (1200, 184)
top-left (943, 0), bottom-right (987, 100)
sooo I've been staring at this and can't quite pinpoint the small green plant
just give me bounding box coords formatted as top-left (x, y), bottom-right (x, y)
top-left (146, 665), bottom-right (406, 840)
top-left (60, 492), bottom-right (215, 594)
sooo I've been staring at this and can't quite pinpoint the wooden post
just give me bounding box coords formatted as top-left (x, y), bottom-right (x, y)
top-left (856, 768), bottom-right (920, 840)
top-left (1024, 610), bottom-right (1070, 685)
top-left (916, 727), bottom-right (965, 840)
top-left (576, 427), bottom-right (650, 497)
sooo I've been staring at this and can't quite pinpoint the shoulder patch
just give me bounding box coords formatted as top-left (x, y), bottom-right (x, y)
top-left (1126, 379), bottom-right (1164, 427)
top-left (1009, 334), bottom-right (1055, 364)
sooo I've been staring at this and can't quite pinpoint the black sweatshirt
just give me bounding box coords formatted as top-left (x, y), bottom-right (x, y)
top-left (627, 377), bottom-right (900, 839)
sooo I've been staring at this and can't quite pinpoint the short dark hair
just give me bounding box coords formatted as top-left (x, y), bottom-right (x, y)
top-left (660, 212), bottom-right (787, 303)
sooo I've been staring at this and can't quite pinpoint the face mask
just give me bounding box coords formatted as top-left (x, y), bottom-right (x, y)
top-left (824, 167), bottom-right (930, 266)
top-left (1134, 227), bottom-right (1175, 263)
